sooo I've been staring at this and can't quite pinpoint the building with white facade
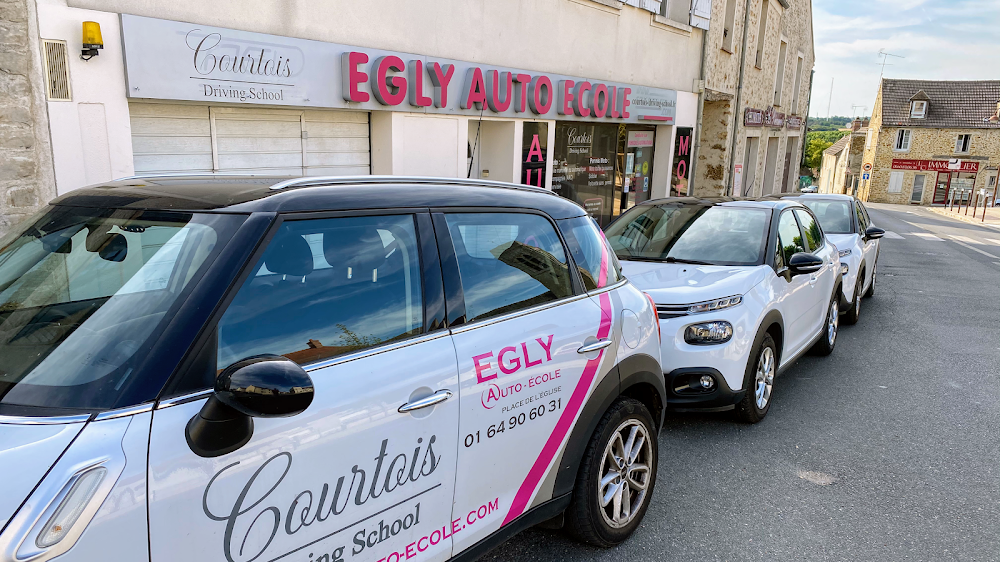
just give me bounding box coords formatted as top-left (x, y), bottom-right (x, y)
top-left (21, 0), bottom-right (712, 228)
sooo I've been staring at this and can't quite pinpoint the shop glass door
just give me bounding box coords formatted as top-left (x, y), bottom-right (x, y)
top-left (617, 126), bottom-right (656, 216)
top-left (934, 172), bottom-right (950, 205)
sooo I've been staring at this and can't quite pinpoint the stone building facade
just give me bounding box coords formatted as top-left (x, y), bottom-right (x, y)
top-left (0, 0), bottom-right (56, 236)
top-left (817, 119), bottom-right (868, 195)
top-left (692, 0), bottom-right (814, 197)
top-left (860, 79), bottom-right (1000, 206)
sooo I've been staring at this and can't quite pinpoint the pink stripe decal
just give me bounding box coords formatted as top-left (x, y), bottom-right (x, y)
top-left (597, 235), bottom-right (609, 288)
top-left (502, 292), bottom-right (614, 526)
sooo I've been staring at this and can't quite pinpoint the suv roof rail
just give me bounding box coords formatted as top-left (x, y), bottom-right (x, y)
top-left (267, 175), bottom-right (558, 196)
top-left (113, 172), bottom-right (265, 181)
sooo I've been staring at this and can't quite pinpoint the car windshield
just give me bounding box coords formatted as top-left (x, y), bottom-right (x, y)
top-left (799, 200), bottom-right (853, 234)
top-left (0, 206), bottom-right (243, 413)
top-left (605, 204), bottom-right (770, 266)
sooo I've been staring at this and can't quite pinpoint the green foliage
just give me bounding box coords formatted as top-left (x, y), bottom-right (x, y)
top-left (805, 138), bottom-right (832, 170)
top-left (809, 130), bottom-right (851, 144)
top-left (808, 116), bottom-right (855, 132)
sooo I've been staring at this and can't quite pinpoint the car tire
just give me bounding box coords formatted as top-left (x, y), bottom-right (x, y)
top-left (843, 269), bottom-right (863, 325)
top-left (734, 333), bottom-right (777, 424)
top-left (565, 397), bottom-right (658, 547)
top-left (810, 292), bottom-right (839, 356)
top-left (863, 260), bottom-right (876, 298)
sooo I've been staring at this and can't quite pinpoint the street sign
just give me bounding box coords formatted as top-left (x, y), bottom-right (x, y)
top-left (863, 163), bottom-right (873, 172)
top-left (863, 172), bottom-right (871, 180)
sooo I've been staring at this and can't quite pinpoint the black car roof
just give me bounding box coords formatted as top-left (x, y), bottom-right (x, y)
top-left (49, 175), bottom-right (589, 219)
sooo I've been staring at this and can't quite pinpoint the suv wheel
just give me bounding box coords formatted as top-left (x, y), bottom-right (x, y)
top-left (565, 397), bottom-right (657, 547)
top-left (735, 333), bottom-right (777, 423)
top-left (811, 293), bottom-right (839, 356)
top-left (843, 269), bottom-right (864, 325)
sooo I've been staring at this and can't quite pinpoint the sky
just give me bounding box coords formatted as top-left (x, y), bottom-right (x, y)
top-left (810, 0), bottom-right (1000, 118)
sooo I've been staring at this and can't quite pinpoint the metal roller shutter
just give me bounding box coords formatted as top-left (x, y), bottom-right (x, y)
top-left (129, 102), bottom-right (370, 176)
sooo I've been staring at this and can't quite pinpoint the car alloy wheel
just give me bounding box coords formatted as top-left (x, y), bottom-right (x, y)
top-left (598, 419), bottom-right (652, 529)
top-left (827, 299), bottom-right (839, 347)
top-left (754, 346), bottom-right (775, 409)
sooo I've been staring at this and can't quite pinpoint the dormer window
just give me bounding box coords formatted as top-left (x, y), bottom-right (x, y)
top-left (911, 101), bottom-right (927, 118)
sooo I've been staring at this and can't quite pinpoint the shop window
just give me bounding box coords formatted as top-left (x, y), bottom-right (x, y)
top-left (894, 129), bottom-right (911, 152)
top-left (955, 134), bottom-right (971, 154)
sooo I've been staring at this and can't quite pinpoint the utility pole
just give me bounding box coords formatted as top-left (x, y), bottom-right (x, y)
top-left (826, 77), bottom-right (834, 118)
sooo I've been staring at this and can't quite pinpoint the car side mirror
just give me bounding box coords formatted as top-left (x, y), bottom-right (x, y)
top-left (186, 355), bottom-right (314, 458)
top-left (865, 226), bottom-right (885, 240)
top-left (788, 252), bottom-right (823, 275)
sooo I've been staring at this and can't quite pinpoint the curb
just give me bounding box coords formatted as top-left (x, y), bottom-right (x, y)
top-left (926, 206), bottom-right (1000, 229)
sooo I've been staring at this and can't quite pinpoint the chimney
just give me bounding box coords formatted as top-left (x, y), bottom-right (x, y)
top-left (852, 118), bottom-right (862, 131)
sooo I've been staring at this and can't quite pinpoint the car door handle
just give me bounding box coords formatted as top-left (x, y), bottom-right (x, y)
top-left (398, 390), bottom-right (453, 413)
top-left (577, 339), bottom-right (613, 354)
top-left (809, 275), bottom-right (818, 285)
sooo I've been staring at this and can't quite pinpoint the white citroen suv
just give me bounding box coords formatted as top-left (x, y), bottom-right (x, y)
top-left (782, 194), bottom-right (884, 324)
top-left (605, 198), bottom-right (843, 423)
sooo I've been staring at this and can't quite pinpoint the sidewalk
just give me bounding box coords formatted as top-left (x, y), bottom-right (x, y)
top-left (927, 204), bottom-right (1000, 228)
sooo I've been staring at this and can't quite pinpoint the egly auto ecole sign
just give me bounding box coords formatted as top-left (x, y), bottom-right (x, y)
top-left (120, 15), bottom-right (677, 124)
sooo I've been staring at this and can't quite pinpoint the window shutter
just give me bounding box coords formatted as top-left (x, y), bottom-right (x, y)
top-left (888, 171), bottom-right (904, 193)
top-left (43, 40), bottom-right (71, 101)
top-left (690, 0), bottom-right (712, 30)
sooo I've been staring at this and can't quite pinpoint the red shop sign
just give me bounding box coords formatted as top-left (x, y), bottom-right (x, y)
top-left (891, 159), bottom-right (980, 173)
top-left (745, 108), bottom-right (765, 127)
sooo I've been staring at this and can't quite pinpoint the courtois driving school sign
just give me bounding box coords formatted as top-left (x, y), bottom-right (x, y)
top-left (120, 15), bottom-right (677, 124)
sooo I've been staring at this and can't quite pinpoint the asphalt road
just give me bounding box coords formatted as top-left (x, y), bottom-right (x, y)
top-left (482, 203), bottom-right (1000, 562)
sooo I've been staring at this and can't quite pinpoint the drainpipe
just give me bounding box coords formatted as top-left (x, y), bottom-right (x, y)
top-left (726, 0), bottom-right (755, 196)
top-left (800, 68), bottom-right (814, 189)
top-left (688, 27), bottom-right (708, 196)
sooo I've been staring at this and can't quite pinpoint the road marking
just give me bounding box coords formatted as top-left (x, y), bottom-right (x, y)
top-left (910, 232), bottom-right (944, 241)
top-left (985, 238), bottom-right (1000, 246)
top-left (949, 235), bottom-right (980, 244)
top-left (951, 239), bottom-right (1000, 259)
top-left (882, 230), bottom-right (904, 239)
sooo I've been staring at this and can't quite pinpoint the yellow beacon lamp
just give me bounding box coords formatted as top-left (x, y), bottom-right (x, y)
top-left (81, 21), bottom-right (103, 60)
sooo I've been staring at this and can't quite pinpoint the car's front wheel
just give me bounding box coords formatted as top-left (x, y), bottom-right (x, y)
top-left (864, 260), bottom-right (877, 298)
top-left (811, 293), bottom-right (839, 356)
top-left (565, 397), bottom-right (658, 547)
top-left (735, 333), bottom-right (777, 423)
top-left (843, 268), bottom-right (864, 325)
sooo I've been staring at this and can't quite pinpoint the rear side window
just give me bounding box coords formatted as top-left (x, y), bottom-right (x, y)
top-left (777, 211), bottom-right (805, 264)
top-left (445, 213), bottom-right (574, 322)
top-left (216, 215), bottom-right (423, 370)
top-left (560, 216), bottom-right (619, 290)
top-left (794, 209), bottom-right (824, 252)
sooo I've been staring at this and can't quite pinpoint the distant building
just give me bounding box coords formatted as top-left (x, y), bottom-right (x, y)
top-left (860, 79), bottom-right (1000, 206)
top-left (818, 118), bottom-right (868, 195)
top-left (693, 0), bottom-right (815, 197)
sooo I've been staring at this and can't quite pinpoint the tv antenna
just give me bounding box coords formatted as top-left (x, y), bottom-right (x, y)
top-left (877, 49), bottom-right (904, 81)
top-left (851, 105), bottom-right (868, 119)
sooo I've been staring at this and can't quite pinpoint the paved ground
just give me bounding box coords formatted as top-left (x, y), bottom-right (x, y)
top-left (482, 203), bottom-right (1000, 562)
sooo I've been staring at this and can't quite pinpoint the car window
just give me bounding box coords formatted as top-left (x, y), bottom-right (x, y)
top-left (794, 209), bottom-right (824, 253)
top-left (560, 216), bottom-right (619, 290)
top-left (800, 200), bottom-right (853, 234)
top-left (605, 204), bottom-right (769, 266)
top-left (445, 212), bottom-right (573, 322)
top-left (856, 202), bottom-right (870, 231)
top-left (777, 211), bottom-right (805, 264)
top-left (217, 215), bottom-right (423, 370)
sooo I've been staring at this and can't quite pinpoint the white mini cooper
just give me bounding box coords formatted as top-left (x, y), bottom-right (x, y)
top-left (605, 198), bottom-right (843, 423)
top-left (0, 176), bottom-right (663, 561)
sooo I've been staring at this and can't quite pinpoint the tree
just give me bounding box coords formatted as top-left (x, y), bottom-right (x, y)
top-left (805, 137), bottom-right (833, 170)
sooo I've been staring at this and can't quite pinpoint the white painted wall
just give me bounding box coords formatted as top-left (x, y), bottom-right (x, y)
top-left (39, 0), bottom-right (134, 194)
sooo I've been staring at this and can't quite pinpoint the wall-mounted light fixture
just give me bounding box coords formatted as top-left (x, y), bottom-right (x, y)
top-left (81, 21), bottom-right (103, 60)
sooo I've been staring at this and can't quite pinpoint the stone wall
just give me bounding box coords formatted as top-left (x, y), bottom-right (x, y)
top-left (694, 0), bottom-right (814, 196)
top-left (0, 0), bottom-right (55, 236)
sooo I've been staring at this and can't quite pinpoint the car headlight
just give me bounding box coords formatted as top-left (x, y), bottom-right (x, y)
top-left (841, 263), bottom-right (849, 276)
top-left (684, 321), bottom-right (734, 345)
top-left (838, 248), bottom-right (852, 258)
top-left (688, 295), bottom-right (742, 314)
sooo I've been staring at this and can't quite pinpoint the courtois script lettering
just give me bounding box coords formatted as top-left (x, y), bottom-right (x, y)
top-left (186, 29), bottom-right (295, 79)
top-left (202, 436), bottom-right (441, 562)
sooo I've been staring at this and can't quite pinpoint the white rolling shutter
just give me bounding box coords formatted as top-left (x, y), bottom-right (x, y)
top-left (129, 102), bottom-right (369, 176)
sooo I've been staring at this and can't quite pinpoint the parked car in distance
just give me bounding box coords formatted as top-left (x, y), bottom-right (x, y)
top-left (0, 176), bottom-right (665, 562)
top-left (800, 185), bottom-right (819, 193)
top-left (779, 193), bottom-right (884, 324)
top-left (604, 198), bottom-right (842, 423)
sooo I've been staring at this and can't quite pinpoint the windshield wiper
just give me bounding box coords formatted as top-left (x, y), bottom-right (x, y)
top-left (665, 256), bottom-right (715, 266)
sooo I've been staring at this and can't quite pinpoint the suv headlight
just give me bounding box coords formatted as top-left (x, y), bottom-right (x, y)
top-left (838, 248), bottom-right (852, 258)
top-left (684, 321), bottom-right (734, 345)
top-left (687, 295), bottom-right (742, 314)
